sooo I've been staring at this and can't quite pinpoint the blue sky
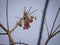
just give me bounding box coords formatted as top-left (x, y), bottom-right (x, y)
top-left (0, 0), bottom-right (60, 45)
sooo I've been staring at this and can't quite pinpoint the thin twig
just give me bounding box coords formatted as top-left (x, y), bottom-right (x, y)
top-left (44, 37), bottom-right (50, 45)
top-left (30, 9), bottom-right (37, 14)
top-left (51, 30), bottom-right (60, 38)
top-left (45, 17), bottom-right (49, 36)
top-left (6, 0), bottom-right (11, 45)
top-left (37, 0), bottom-right (49, 45)
top-left (6, 0), bottom-right (15, 45)
top-left (0, 33), bottom-right (7, 35)
top-left (0, 42), bottom-right (28, 45)
top-left (50, 8), bottom-right (60, 34)
top-left (28, 6), bottom-right (32, 12)
top-left (44, 7), bottom-right (60, 45)
top-left (10, 24), bottom-right (18, 33)
top-left (10, 17), bottom-right (23, 33)
top-left (0, 23), bottom-right (7, 32)
top-left (6, 0), bottom-right (9, 31)
top-left (44, 30), bottom-right (60, 45)
top-left (11, 42), bottom-right (28, 45)
top-left (41, 9), bottom-right (49, 36)
top-left (52, 24), bottom-right (60, 34)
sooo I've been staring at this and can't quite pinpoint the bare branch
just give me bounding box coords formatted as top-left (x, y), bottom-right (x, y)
top-left (0, 33), bottom-right (7, 35)
top-left (41, 9), bottom-right (49, 36)
top-left (45, 30), bottom-right (60, 45)
top-left (24, 7), bottom-right (26, 13)
top-left (45, 17), bottom-right (49, 36)
top-left (10, 17), bottom-right (23, 33)
top-left (44, 37), bottom-right (50, 45)
top-left (50, 8), bottom-right (60, 34)
top-left (12, 42), bottom-right (28, 45)
top-left (37, 0), bottom-right (49, 45)
top-left (28, 6), bottom-right (32, 12)
top-left (15, 16), bottom-right (21, 19)
top-left (51, 30), bottom-right (60, 38)
top-left (6, 0), bottom-right (9, 31)
top-left (30, 9), bottom-right (37, 14)
top-left (0, 42), bottom-right (28, 45)
top-left (10, 24), bottom-right (18, 33)
top-left (52, 24), bottom-right (60, 34)
top-left (0, 23), bottom-right (7, 32)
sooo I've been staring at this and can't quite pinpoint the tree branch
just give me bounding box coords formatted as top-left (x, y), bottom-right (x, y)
top-left (6, 0), bottom-right (9, 31)
top-left (28, 6), bottom-right (32, 12)
top-left (12, 42), bottom-right (28, 45)
top-left (7, 31), bottom-right (15, 45)
top-left (37, 0), bottom-right (49, 45)
top-left (0, 23), bottom-right (7, 32)
top-left (50, 7), bottom-right (60, 34)
top-left (45, 30), bottom-right (60, 45)
top-left (10, 17), bottom-right (23, 33)
top-left (52, 24), bottom-right (60, 34)
top-left (30, 9), bottom-right (37, 14)
top-left (51, 30), bottom-right (60, 38)
top-left (0, 42), bottom-right (28, 45)
top-left (0, 33), bottom-right (7, 35)
top-left (10, 23), bottom-right (18, 33)
top-left (45, 17), bottom-right (49, 36)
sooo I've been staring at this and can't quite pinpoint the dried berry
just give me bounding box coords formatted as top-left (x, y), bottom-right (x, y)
top-left (30, 16), bottom-right (34, 19)
top-left (23, 23), bottom-right (30, 29)
top-left (17, 7), bottom-right (37, 30)
top-left (25, 19), bottom-right (33, 23)
top-left (17, 21), bottom-right (22, 27)
top-left (28, 19), bottom-right (33, 23)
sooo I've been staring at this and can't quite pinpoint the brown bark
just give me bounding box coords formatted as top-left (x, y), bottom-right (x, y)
top-left (7, 31), bottom-right (15, 45)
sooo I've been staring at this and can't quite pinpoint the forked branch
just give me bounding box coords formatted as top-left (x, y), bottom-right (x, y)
top-left (52, 24), bottom-right (60, 34)
top-left (51, 30), bottom-right (60, 38)
top-left (45, 30), bottom-right (60, 45)
top-left (45, 7), bottom-right (60, 45)
top-left (50, 7), bottom-right (60, 34)
top-left (10, 18), bottom-right (23, 33)
top-left (6, 0), bottom-right (9, 31)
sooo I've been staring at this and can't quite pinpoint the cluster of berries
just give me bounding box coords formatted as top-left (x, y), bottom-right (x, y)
top-left (17, 12), bottom-right (36, 30)
top-left (23, 15), bottom-right (34, 29)
top-left (17, 7), bottom-right (36, 30)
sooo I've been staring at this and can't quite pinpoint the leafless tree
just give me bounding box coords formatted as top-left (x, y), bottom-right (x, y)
top-left (37, 0), bottom-right (60, 45)
top-left (0, 0), bottom-right (60, 45)
top-left (0, 0), bottom-right (29, 45)
top-left (0, 0), bottom-right (36, 45)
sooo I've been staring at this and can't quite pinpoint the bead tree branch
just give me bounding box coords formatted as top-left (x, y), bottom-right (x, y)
top-left (44, 7), bottom-right (60, 45)
top-left (50, 7), bottom-right (60, 35)
top-left (37, 0), bottom-right (49, 45)
top-left (0, 0), bottom-right (36, 45)
top-left (0, 0), bottom-right (60, 45)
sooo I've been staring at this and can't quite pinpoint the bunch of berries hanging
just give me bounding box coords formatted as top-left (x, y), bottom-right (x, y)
top-left (17, 7), bottom-right (37, 30)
